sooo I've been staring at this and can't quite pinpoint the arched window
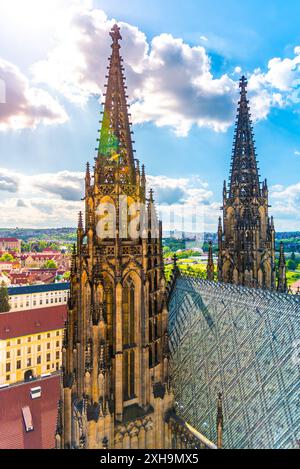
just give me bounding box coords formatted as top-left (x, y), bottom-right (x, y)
top-left (123, 349), bottom-right (135, 400)
top-left (122, 276), bottom-right (137, 401)
top-left (122, 277), bottom-right (135, 345)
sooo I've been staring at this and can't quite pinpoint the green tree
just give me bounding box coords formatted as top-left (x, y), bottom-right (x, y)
top-left (0, 281), bottom-right (10, 313)
top-left (291, 252), bottom-right (296, 262)
top-left (0, 253), bottom-right (14, 262)
top-left (50, 243), bottom-right (60, 251)
top-left (287, 259), bottom-right (297, 271)
top-left (43, 260), bottom-right (58, 269)
top-left (63, 271), bottom-right (70, 280)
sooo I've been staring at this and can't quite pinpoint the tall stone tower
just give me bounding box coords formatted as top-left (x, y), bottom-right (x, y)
top-left (218, 76), bottom-right (277, 289)
top-left (56, 24), bottom-right (173, 449)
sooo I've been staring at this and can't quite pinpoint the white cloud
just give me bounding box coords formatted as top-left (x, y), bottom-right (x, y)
top-left (31, 6), bottom-right (238, 136)
top-left (0, 167), bottom-right (219, 230)
top-left (147, 174), bottom-right (213, 205)
top-left (0, 168), bottom-right (19, 192)
top-left (32, 170), bottom-right (84, 201)
top-left (0, 58), bottom-right (68, 130)
top-left (0, 4), bottom-right (300, 135)
top-left (26, 5), bottom-right (300, 135)
top-left (0, 167), bottom-right (84, 227)
top-left (270, 182), bottom-right (300, 230)
top-left (294, 150), bottom-right (300, 156)
top-left (246, 46), bottom-right (300, 121)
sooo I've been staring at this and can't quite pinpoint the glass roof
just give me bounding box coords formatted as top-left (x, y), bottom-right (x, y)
top-left (169, 275), bottom-right (300, 449)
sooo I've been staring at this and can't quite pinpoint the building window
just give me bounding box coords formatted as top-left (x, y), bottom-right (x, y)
top-left (40, 300), bottom-right (43, 305)
top-left (6, 352), bottom-right (10, 359)
top-left (37, 356), bottom-right (41, 364)
top-left (6, 375), bottom-right (10, 381)
top-left (6, 363), bottom-right (11, 372)
top-left (56, 362), bottom-right (59, 371)
top-left (56, 351), bottom-right (60, 360)
top-left (7, 341), bottom-right (10, 347)
top-left (47, 343), bottom-right (50, 350)
top-left (56, 331), bottom-right (59, 336)
top-left (47, 364), bottom-right (50, 370)
top-left (46, 353), bottom-right (51, 362)
top-left (37, 335), bottom-right (41, 340)
top-left (27, 358), bottom-right (31, 367)
top-left (17, 349), bottom-right (21, 356)
top-left (47, 333), bottom-right (50, 338)
top-left (17, 339), bottom-right (21, 345)
top-left (17, 360), bottom-right (21, 369)
top-left (122, 277), bottom-right (135, 346)
top-left (123, 350), bottom-right (135, 401)
top-left (27, 347), bottom-right (31, 354)
top-left (37, 345), bottom-right (41, 352)
top-left (27, 337), bottom-right (31, 342)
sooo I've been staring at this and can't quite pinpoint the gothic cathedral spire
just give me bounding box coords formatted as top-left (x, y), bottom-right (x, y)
top-left (217, 76), bottom-right (277, 290)
top-left (206, 241), bottom-right (214, 281)
top-left (96, 23), bottom-right (136, 185)
top-left (277, 242), bottom-right (287, 293)
top-left (56, 24), bottom-right (173, 450)
top-left (229, 76), bottom-right (260, 199)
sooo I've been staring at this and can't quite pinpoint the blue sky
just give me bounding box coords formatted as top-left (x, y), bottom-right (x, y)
top-left (0, 0), bottom-right (300, 230)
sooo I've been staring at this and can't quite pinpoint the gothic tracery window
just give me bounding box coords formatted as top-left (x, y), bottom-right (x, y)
top-left (122, 277), bottom-right (135, 345)
top-left (122, 276), bottom-right (136, 401)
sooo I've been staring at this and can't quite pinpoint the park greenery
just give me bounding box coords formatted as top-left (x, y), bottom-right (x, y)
top-left (0, 253), bottom-right (15, 262)
top-left (0, 281), bottom-right (10, 312)
top-left (43, 260), bottom-right (58, 269)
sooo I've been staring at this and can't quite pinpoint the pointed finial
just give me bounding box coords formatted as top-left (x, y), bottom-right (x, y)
top-left (78, 211), bottom-right (83, 230)
top-left (149, 188), bottom-right (154, 203)
top-left (279, 241), bottom-right (286, 266)
top-left (71, 243), bottom-right (77, 272)
top-left (277, 242), bottom-right (287, 293)
top-left (223, 180), bottom-right (227, 199)
top-left (207, 241), bottom-right (214, 281)
top-left (85, 162), bottom-right (90, 184)
top-left (239, 75), bottom-right (248, 93)
top-left (110, 23), bottom-right (122, 45)
top-left (141, 164), bottom-right (146, 186)
top-left (217, 392), bottom-right (224, 449)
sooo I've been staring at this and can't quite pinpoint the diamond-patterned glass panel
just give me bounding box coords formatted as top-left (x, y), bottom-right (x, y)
top-left (169, 276), bottom-right (300, 448)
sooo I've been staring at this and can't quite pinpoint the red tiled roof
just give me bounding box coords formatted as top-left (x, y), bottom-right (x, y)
top-left (0, 305), bottom-right (67, 339)
top-left (291, 279), bottom-right (300, 291)
top-left (0, 238), bottom-right (19, 243)
top-left (0, 374), bottom-right (60, 449)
